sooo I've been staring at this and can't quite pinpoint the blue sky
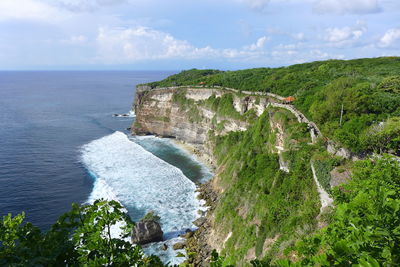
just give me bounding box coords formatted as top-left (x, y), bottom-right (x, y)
top-left (0, 0), bottom-right (399, 70)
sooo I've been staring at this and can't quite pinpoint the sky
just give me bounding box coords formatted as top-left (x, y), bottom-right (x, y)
top-left (0, 0), bottom-right (399, 70)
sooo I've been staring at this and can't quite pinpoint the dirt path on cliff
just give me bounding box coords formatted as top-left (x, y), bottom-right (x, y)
top-left (311, 162), bottom-right (333, 213)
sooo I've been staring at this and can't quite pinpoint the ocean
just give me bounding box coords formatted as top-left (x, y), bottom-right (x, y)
top-left (0, 71), bottom-right (212, 264)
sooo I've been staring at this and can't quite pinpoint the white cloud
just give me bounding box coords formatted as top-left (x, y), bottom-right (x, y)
top-left (313, 0), bottom-right (382, 14)
top-left (378, 28), bottom-right (400, 48)
top-left (94, 24), bottom-right (350, 67)
top-left (43, 0), bottom-right (127, 12)
top-left (95, 27), bottom-right (218, 63)
top-left (292, 32), bottom-right (306, 41)
top-left (95, 26), bottom-right (273, 63)
top-left (0, 0), bottom-right (66, 22)
top-left (325, 27), bottom-right (365, 42)
top-left (238, 0), bottom-right (270, 11)
top-left (291, 50), bottom-right (345, 64)
top-left (61, 35), bottom-right (88, 45)
top-left (323, 22), bottom-right (367, 47)
top-left (270, 44), bottom-right (345, 65)
top-left (244, 36), bottom-right (269, 50)
top-left (275, 43), bottom-right (300, 50)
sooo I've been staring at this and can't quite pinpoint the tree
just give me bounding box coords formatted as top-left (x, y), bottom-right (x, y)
top-left (378, 76), bottom-right (400, 94)
top-left (275, 157), bottom-right (400, 266)
top-left (0, 199), bottom-right (164, 266)
top-left (363, 117), bottom-right (400, 155)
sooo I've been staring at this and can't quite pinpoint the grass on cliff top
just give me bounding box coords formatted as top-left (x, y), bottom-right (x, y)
top-left (142, 57), bottom-right (400, 155)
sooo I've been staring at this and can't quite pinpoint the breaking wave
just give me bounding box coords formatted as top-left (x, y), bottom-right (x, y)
top-left (81, 131), bottom-right (201, 233)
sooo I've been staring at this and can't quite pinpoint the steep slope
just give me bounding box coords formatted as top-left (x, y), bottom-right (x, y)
top-left (132, 57), bottom-right (400, 266)
top-left (132, 86), bottom-right (335, 265)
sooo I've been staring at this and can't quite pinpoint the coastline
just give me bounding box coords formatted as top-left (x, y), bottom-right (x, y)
top-left (171, 139), bottom-right (216, 173)
top-left (170, 138), bottom-right (218, 265)
top-left (127, 132), bottom-right (215, 264)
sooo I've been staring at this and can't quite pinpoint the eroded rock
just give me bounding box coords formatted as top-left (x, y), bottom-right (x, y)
top-left (131, 220), bottom-right (163, 245)
top-left (173, 242), bottom-right (186, 250)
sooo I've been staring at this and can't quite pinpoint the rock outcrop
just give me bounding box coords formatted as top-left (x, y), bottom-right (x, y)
top-left (132, 87), bottom-right (276, 162)
top-left (131, 220), bottom-right (163, 245)
top-left (185, 181), bottom-right (217, 266)
top-left (133, 88), bottom-right (252, 141)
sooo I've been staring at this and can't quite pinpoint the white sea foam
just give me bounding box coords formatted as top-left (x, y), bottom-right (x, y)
top-left (131, 135), bottom-right (214, 183)
top-left (128, 110), bottom-right (136, 117)
top-left (81, 131), bottom-right (200, 237)
top-left (142, 236), bottom-right (186, 265)
top-left (112, 110), bottom-right (135, 117)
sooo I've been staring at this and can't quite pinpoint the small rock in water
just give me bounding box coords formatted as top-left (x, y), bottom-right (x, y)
top-left (112, 113), bottom-right (129, 117)
top-left (197, 210), bottom-right (206, 216)
top-left (160, 243), bottom-right (168, 251)
top-left (131, 220), bottom-right (163, 245)
top-left (182, 231), bottom-right (194, 239)
top-left (193, 217), bottom-right (206, 227)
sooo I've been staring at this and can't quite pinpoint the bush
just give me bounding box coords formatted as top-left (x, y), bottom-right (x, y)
top-left (141, 211), bottom-right (161, 223)
top-left (362, 117), bottom-right (400, 155)
top-left (277, 156), bottom-right (400, 266)
top-left (0, 200), bottom-right (164, 266)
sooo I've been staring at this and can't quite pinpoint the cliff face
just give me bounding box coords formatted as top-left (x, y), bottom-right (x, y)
top-left (132, 86), bottom-right (270, 160)
top-left (131, 86), bottom-right (342, 265)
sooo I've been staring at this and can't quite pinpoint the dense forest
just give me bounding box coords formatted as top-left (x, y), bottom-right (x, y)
top-left (145, 57), bottom-right (400, 155)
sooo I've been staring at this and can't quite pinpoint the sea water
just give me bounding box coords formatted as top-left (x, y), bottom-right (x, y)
top-left (0, 71), bottom-right (211, 264)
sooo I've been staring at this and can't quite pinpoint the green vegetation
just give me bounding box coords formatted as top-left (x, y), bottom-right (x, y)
top-left (134, 120), bottom-right (143, 130)
top-left (141, 211), bottom-right (161, 223)
top-left (172, 88), bottom-right (191, 107)
top-left (210, 111), bottom-right (320, 265)
top-left (0, 200), bottom-right (163, 266)
top-left (274, 156), bottom-right (400, 266)
top-left (136, 58), bottom-right (400, 266)
top-left (311, 150), bottom-right (343, 193)
top-left (362, 116), bottom-right (400, 155)
top-left (171, 89), bottom-right (255, 125)
top-left (204, 93), bottom-right (242, 120)
top-left (270, 108), bottom-right (311, 148)
top-left (171, 89), bottom-right (202, 123)
top-left (209, 156), bottom-right (400, 267)
top-left (144, 57), bottom-right (400, 154)
top-left (145, 69), bottom-right (223, 88)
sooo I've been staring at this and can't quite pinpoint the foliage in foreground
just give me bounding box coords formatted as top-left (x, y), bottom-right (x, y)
top-left (0, 199), bottom-right (163, 266)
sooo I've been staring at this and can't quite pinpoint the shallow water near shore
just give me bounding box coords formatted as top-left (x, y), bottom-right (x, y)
top-left (0, 71), bottom-right (211, 264)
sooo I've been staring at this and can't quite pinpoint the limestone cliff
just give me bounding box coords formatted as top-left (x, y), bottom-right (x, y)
top-left (132, 86), bottom-right (271, 163)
